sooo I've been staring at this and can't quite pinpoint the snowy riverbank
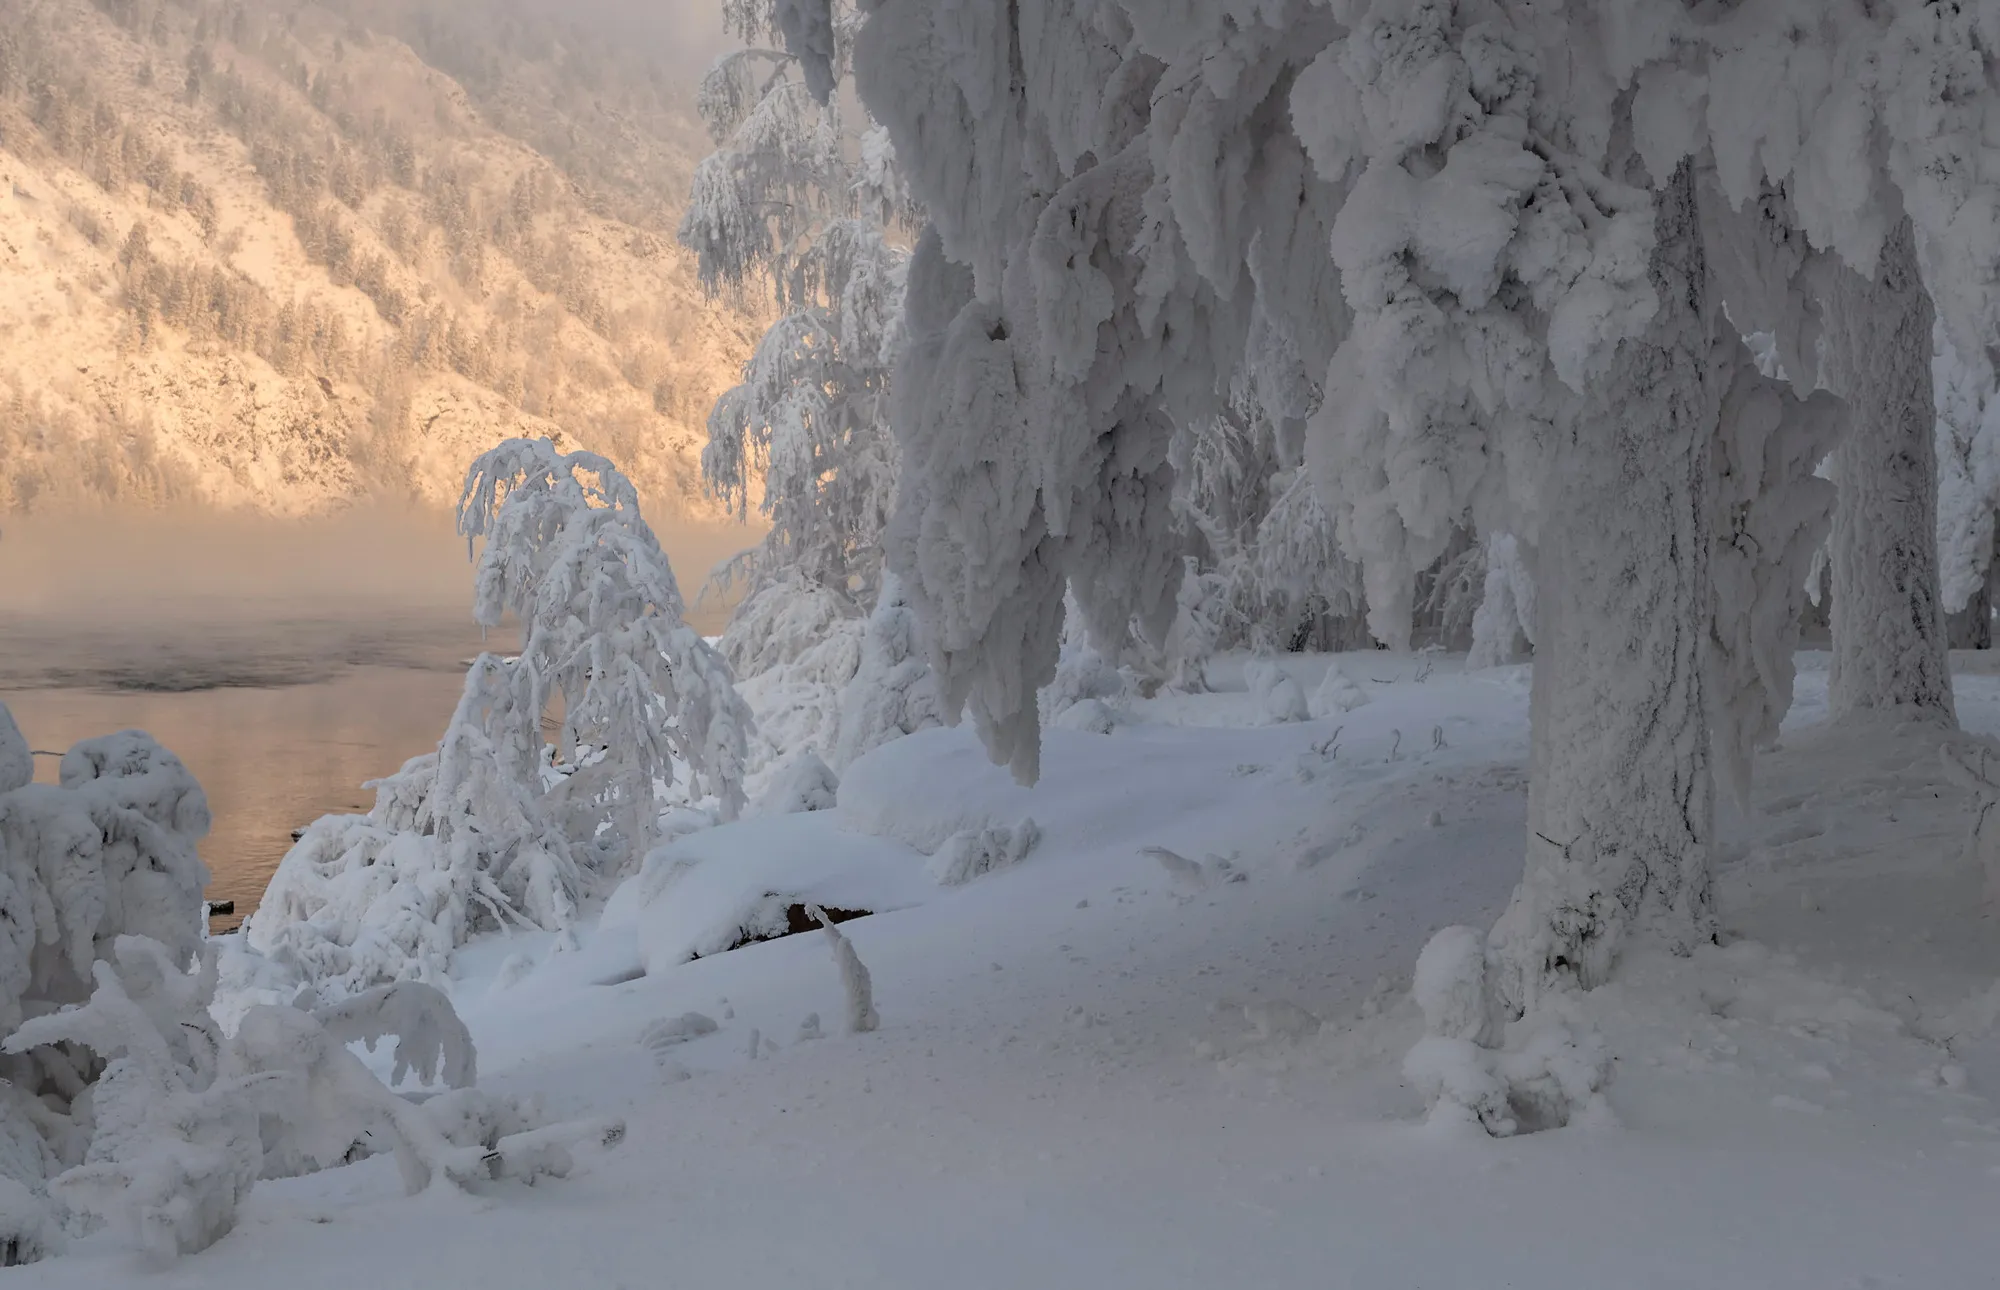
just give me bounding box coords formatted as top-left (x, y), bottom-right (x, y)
top-left (18, 651), bottom-right (2000, 1287)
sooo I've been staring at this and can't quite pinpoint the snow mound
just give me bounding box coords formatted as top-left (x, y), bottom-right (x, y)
top-left (602, 813), bottom-right (931, 973)
top-left (1411, 925), bottom-right (1492, 1044)
top-left (1051, 697), bottom-right (1118, 734)
top-left (1244, 658), bottom-right (1310, 723)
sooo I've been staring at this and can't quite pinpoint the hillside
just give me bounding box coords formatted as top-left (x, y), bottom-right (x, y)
top-left (0, 0), bottom-right (761, 519)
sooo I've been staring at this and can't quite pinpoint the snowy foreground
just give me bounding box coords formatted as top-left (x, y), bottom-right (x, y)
top-left (25, 653), bottom-right (2000, 1287)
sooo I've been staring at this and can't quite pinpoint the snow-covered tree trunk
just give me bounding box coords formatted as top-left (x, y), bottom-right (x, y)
top-left (1488, 167), bottom-right (1717, 1015)
top-left (1822, 219), bottom-right (1955, 724)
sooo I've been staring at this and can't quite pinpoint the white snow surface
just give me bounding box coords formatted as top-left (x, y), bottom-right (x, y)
top-left (17, 653), bottom-right (2000, 1285)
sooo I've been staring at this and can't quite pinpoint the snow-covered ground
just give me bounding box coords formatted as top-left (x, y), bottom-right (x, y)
top-left (21, 652), bottom-right (2000, 1287)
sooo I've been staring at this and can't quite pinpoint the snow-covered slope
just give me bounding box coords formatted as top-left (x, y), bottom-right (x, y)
top-left (19, 654), bottom-right (2000, 1285)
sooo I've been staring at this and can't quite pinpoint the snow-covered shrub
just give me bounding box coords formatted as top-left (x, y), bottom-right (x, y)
top-left (0, 716), bottom-right (210, 1034)
top-left (1308, 667), bottom-right (1369, 718)
top-left (0, 711), bottom-right (216, 1264)
top-left (927, 819), bottom-right (1041, 887)
top-left (246, 780), bottom-right (461, 999)
top-left (1039, 638), bottom-right (1131, 731)
top-left (1051, 698), bottom-right (1117, 734)
top-left (2, 942), bottom-right (288, 1262)
top-left (754, 752), bottom-right (840, 815)
top-left (833, 571), bottom-right (944, 767)
top-left (0, 1175), bottom-right (60, 1266)
top-left (1243, 658), bottom-right (1309, 724)
top-left (1404, 927), bottom-right (1609, 1137)
top-left (230, 979), bottom-right (493, 1193)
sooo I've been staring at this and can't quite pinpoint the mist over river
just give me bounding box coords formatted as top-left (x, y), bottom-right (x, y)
top-left (0, 504), bottom-right (745, 927)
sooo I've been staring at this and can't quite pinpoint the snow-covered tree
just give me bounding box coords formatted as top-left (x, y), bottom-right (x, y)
top-left (457, 438), bottom-right (752, 842)
top-left (1164, 405), bottom-right (1369, 679)
top-left (850, 0), bottom-right (2000, 1027)
top-left (687, 0), bottom-right (912, 613)
top-left (856, 3), bottom-right (1352, 781)
top-left (1934, 326), bottom-right (2000, 648)
top-left (833, 571), bottom-right (944, 767)
top-left (249, 440), bottom-right (751, 995)
top-left (1820, 219), bottom-right (1954, 722)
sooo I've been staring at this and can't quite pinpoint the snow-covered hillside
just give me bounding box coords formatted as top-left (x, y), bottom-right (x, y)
top-left (0, 0), bottom-right (758, 519)
top-left (16, 652), bottom-right (2000, 1286)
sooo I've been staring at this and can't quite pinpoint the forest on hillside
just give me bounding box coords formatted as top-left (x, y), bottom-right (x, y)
top-left (0, 0), bottom-right (761, 517)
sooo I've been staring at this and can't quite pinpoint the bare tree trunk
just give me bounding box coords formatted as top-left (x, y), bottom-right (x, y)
top-left (1823, 219), bottom-right (1956, 722)
top-left (1488, 164), bottom-right (1716, 1015)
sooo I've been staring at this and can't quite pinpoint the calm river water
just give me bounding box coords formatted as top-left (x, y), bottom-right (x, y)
top-left (0, 611), bottom-right (513, 928)
top-left (0, 506), bottom-right (743, 929)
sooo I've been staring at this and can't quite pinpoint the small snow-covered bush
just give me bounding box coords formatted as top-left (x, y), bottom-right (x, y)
top-left (754, 751), bottom-right (840, 815)
top-left (1403, 927), bottom-right (1610, 1137)
top-left (0, 713), bottom-right (210, 1035)
top-left (245, 764), bottom-right (460, 999)
top-left (1244, 657), bottom-right (1310, 724)
top-left (927, 819), bottom-right (1041, 886)
top-left (1308, 667), bottom-right (1369, 718)
top-left (2, 942), bottom-right (288, 1262)
top-left (0, 1174), bottom-right (60, 1266)
top-left (0, 709), bottom-right (218, 1264)
top-left (1039, 641), bottom-right (1131, 730)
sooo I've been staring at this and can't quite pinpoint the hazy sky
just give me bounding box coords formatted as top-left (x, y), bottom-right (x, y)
top-left (513, 0), bottom-right (733, 80)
